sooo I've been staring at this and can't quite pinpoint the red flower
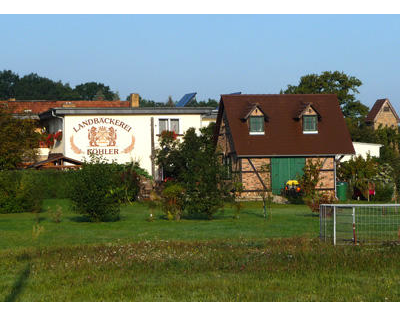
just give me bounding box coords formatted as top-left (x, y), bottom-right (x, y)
top-left (160, 130), bottom-right (177, 141)
top-left (54, 131), bottom-right (63, 142)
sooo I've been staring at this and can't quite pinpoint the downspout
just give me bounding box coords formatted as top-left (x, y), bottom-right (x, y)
top-left (51, 109), bottom-right (65, 156)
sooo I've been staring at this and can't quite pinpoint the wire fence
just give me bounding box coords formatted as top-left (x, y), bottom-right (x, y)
top-left (320, 204), bottom-right (400, 245)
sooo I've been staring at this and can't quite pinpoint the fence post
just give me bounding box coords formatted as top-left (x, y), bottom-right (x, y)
top-left (333, 206), bottom-right (336, 246)
top-left (319, 205), bottom-right (322, 240)
top-left (352, 206), bottom-right (356, 245)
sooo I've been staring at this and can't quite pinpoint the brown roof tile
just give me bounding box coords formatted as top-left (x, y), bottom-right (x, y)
top-left (1, 100), bottom-right (130, 115)
top-left (217, 94), bottom-right (355, 156)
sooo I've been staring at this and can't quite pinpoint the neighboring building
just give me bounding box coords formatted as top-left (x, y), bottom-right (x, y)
top-left (2, 93), bottom-right (217, 178)
top-left (366, 98), bottom-right (400, 130)
top-left (214, 94), bottom-right (355, 199)
top-left (341, 142), bottom-right (383, 162)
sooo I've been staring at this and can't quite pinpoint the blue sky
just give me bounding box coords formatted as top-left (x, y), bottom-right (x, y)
top-left (1, 14), bottom-right (399, 110)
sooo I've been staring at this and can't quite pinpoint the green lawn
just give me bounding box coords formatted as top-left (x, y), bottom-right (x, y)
top-left (0, 200), bottom-right (318, 250)
top-left (2, 200), bottom-right (400, 301)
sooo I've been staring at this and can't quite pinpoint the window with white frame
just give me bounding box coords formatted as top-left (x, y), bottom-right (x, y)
top-left (158, 118), bottom-right (180, 134)
top-left (249, 116), bottom-right (264, 134)
top-left (303, 115), bottom-right (318, 133)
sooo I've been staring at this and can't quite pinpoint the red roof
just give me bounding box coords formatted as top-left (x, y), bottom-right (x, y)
top-left (216, 94), bottom-right (355, 156)
top-left (1, 100), bottom-right (130, 115)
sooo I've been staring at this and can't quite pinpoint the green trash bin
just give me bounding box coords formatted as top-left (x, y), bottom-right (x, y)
top-left (336, 182), bottom-right (348, 201)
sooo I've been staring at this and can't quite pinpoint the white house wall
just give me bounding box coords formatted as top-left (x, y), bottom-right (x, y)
top-left (341, 142), bottom-right (383, 162)
top-left (62, 114), bottom-right (204, 174)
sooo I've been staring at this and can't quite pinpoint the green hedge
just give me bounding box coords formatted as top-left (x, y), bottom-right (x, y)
top-left (0, 162), bottom-right (150, 214)
top-left (0, 169), bottom-right (74, 213)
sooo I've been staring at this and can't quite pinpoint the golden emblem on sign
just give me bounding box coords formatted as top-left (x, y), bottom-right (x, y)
top-left (88, 126), bottom-right (117, 147)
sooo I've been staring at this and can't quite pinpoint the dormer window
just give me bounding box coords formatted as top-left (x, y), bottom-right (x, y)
top-left (249, 116), bottom-right (264, 134)
top-left (295, 102), bottom-right (321, 134)
top-left (303, 115), bottom-right (318, 133)
top-left (241, 103), bottom-right (268, 135)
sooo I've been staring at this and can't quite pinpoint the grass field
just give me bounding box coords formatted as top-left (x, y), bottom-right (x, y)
top-left (2, 200), bottom-right (400, 301)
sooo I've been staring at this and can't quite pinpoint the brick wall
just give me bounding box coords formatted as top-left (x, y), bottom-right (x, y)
top-left (374, 102), bottom-right (398, 129)
top-left (236, 156), bottom-right (335, 200)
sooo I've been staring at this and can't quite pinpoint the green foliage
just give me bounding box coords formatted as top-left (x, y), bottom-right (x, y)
top-left (161, 183), bottom-right (185, 220)
top-left (116, 162), bottom-right (150, 204)
top-left (345, 118), bottom-right (376, 142)
top-left (48, 204), bottom-right (63, 223)
top-left (281, 71), bottom-right (368, 119)
top-left (297, 159), bottom-right (329, 212)
top-left (281, 70), bottom-right (361, 105)
top-left (74, 82), bottom-right (118, 101)
top-left (0, 106), bottom-right (41, 170)
top-left (69, 157), bottom-right (122, 222)
top-left (298, 159), bottom-right (323, 198)
top-left (156, 124), bottom-right (232, 219)
top-left (0, 70), bottom-right (19, 99)
top-left (68, 158), bottom-right (149, 221)
top-left (337, 154), bottom-right (379, 200)
top-left (30, 169), bottom-right (75, 199)
top-left (372, 183), bottom-right (394, 202)
top-left (0, 171), bottom-right (43, 213)
top-left (0, 70), bottom-right (118, 101)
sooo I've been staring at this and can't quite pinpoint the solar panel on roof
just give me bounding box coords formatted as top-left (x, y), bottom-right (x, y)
top-left (228, 92), bottom-right (241, 95)
top-left (176, 92), bottom-right (197, 107)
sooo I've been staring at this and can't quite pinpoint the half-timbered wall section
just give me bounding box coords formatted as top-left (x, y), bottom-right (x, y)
top-left (214, 94), bottom-right (355, 200)
top-left (307, 157), bottom-right (335, 193)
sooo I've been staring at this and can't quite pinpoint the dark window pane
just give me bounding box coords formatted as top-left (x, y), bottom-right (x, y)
top-left (250, 116), bottom-right (264, 133)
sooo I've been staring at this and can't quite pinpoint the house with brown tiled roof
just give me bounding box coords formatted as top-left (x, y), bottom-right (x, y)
top-left (366, 98), bottom-right (400, 130)
top-left (214, 94), bottom-right (355, 199)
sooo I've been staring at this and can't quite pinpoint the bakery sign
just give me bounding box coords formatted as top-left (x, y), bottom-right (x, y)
top-left (69, 117), bottom-right (135, 155)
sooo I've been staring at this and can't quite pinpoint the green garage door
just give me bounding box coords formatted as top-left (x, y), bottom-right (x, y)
top-left (271, 158), bottom-right (305, 194)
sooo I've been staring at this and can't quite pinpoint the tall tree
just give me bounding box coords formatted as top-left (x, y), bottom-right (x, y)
top-left (14, 73), bottom-right (79, 100)
top-left (75, 82), bottom-right (116, 101)
top-left (281, 71), bottom-right (369, 119)
top-left (0, 105), bottom-right (40, 170)
top-left (165, 96), bottom-right (175, 107)
top-left (0, 70), bottom-right (19, 100)
top-left (155, 124), bottom-right (232, 219)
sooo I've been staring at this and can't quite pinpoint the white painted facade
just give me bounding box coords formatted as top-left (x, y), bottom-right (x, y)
top-left (341, 142), bottom-right (383, 162)
top-left (42, 107), bottom-right (217, 178)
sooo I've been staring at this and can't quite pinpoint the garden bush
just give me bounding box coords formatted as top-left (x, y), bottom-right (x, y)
top-left (69, 157), bottom-right (123, 222)
top-left (0, 170), bottom-right (43, 213)
top-left (372, 183), bottom-right (394, 202)
top-left (161, 183), bottom-right (185, 220)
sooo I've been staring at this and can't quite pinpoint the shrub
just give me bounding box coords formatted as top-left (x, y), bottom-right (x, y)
top-left (69, 157), bottom-right (122, 222)
top-left (0, 170), bottom-right (43, 213)
top-left (372, 183), bottom-right (394, 202)
top-left (116, 162), bottom-right (151, 203)
top-left (304, 193), bottom-right (336, 213)
top-left (156, 125), bottom-right (232, 219)
top-left (31, 169), bottom-right (75, 199)
top-left (161, 183), bottom-right (185, 221)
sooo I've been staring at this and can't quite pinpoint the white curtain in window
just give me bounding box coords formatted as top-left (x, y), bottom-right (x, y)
top-left (159, 119), bottom-right (168, 134)
top-left (170, 119), bottom-right (179, 133)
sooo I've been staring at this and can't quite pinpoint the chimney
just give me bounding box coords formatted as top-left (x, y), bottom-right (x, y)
top-left (130, 93), bottom-right (139, 107)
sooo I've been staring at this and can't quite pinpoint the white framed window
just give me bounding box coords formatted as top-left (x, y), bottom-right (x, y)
top-left (249, 116), bottom-right (264, 135)
top-left (158, 118), bottom-right (180, 134)
top-left (303, 115), bottom-right (318, 134)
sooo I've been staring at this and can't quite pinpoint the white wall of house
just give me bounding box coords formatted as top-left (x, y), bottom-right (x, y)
top-left (341, 142), bottom-right (383, 162)
top-left (51, 114), bottom-right (206, 175)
